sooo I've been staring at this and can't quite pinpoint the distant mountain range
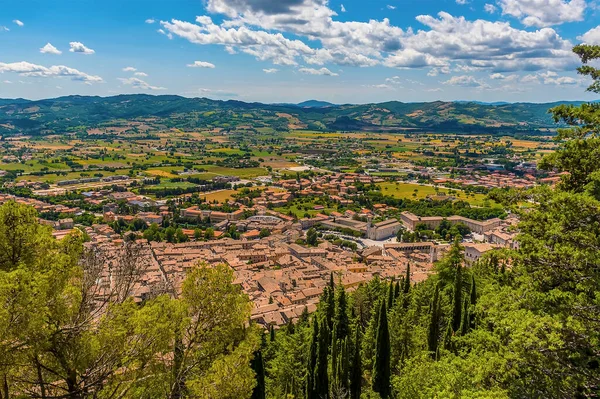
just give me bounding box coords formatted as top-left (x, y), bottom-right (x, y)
top-left (0, 94), bottom-right (594, 136)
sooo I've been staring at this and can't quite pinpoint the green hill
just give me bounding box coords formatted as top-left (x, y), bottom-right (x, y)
top-left (0, 94), bottom-right (591, 136)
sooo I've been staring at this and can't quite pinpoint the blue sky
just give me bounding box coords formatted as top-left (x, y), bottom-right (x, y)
top-left (1, 0), bottom-right (599, 103)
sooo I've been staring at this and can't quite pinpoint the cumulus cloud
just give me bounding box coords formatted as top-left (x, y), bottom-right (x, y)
top-left (578, 26), bottom-right (600, 44)
top-left (484, 4), bottom-right (497, 13)
top-left (69, 42), bottom-right (95, 54)
top-left (538, 70), bottom-right (578, 85)
top-left (498, 0), bottom-right (586, 27)
top-left (0, 61), bottom-right (103, 83)
top-left (427, 66), bottom-right (451, 76)
top-left (145, 18), bottom-right (156, 24)
top-left (118, 77), bottom-right (165, 90)
top-left (490, 73), bottom-right (518, 81)
top-left (159, 0), bottom-right (580, 74)
top-left (298, 67), bottom-right (338, 76)
top-left (387, 5), bottom-right (396, 9)
top-left (340, 4), bottom-right (346, 12)
top-left (0, 26), bottom-right (9, 32)
top-left (13, 20), bottom-right (24, 27)
top-left (40, 43), bottom-right (62, 55)
top-left (263, 68), bottom-right (279, 73)
top-left (123, 66), bottom-right (137, 72)
top-left (384, 49), bottom-right (446, 69)
top-left (521, 70), bottom-right (579, 85)
top-left (187, 60), bottom-right (216, 68)
top-left (456, 0), bottom-right (468, 4)
top-left (443, 75), bottom-right (490, 88)
top-left (134, 71), bottom-right (148, 77)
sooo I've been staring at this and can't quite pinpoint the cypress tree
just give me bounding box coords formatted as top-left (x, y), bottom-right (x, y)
top-left (403, 263), bottom-right (411, 294)
top-left (330, 327), bottom-right (338, 380)
top-left (286, 318), bottom-right (295, 335)
top-left (427, 283), bottom-right (441, 359)
top-left (314, 319), bottom-right (330, 398)
top-left (325, 287), bottom-right (335, 331)
top-left (372, 300), bottom-right (391, 399)
top-left (341, 337), bottom-right (349, 390)
top-left (470, 275), bottom-right (477, 306)
top-left (250, 350), bottom-right (266, 399)
top-left (334, 285), bottom-right (350, 340)
top-left (402, 264), bottom-right (411, 309)
top-left (299, 306), bottom-right (310, 326)
top-left (306, 319), bottom-right (319, 399)
top-left (443, 319), bottom-right (453, 352)
top-left (470, 275), bottom-right (477, 329)
top-left (387, 281), bottom-right (394, 311)
top-left (451, 263), bottom-right (463, 332)
top-left (329, 272), bottom-right (335, 289)
top-left (394, 280), bottom-right (401, 299)
top-left (460, 297), bottom-right (470, 336)
top-left (269, 324), bottom-right (275, 342)
top-left (350, 325), bottom-right (362, 399)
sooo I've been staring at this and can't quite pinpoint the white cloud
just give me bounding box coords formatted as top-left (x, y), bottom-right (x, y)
top-left (69, 42), bottom-right (95, 55)
top-left (2, 80), bottom-right (12, 84)
top-left (456, 0), bottom-right (468, 4)
top-left (340, 4), bottom-right (346, 12)
top-left (13, 20), bottom-right (24, 27)
top-left (40, 43), bottom-right (62, 55)
top-left (0, 26), bottom-right (9, 32)
top-left (427, 66), bottom-right (451, 76)
top-left (263, 68), bottom-right (279, 73)
top-left (578, 26), bottom-right (600, 44)
top-left (405, 12), bottom-right (577, 72)
top-left (387, 5), bottom-right (396, 10)
top-left (118, 77), bottom-right (165, 90)
top-left (123, 66), bottom-right (137, 72)
top-left (521, 74), bottom-right (540, 83)
top-left (160, 1), bottom-right (579, 74)
top-left (384, 49), bottom-right (447, 68)
top-left (363, 84), bottom-right (394, 89)
top-left (145, 18), bottom-right (156, 24)
top-left (0, 61), bottom-right (103, 83)
top-left (187, 61), bottom-right (216, 68)
top-left (298, 67), bottom-right (338, 76)
top-left (490, 73), bottom-right (518, 81)
top-left (134, 71), bottom-right (148, 77)
top-left (484, 4), bottom-right (497, 13)
top-left (539, 70), bottom-right (578, 85)
top-left (442, 75), bottom-right (490, 88)
top-left (520, 70), bottom-right (578, 85)
top-left (498, 0), bottom-right (586, 27)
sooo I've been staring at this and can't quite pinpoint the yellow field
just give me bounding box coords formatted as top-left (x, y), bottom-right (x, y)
top-left (146, 169), bottom-right (177, 178)
top-left (199, 189), bottom-right (238, 202)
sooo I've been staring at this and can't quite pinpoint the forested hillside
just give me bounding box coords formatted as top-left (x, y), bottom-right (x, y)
top-left (0, 93), bottom-right (587, 136)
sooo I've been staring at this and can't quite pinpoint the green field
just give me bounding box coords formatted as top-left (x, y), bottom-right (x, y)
top-left (377, 182), bottom-right (492, 207)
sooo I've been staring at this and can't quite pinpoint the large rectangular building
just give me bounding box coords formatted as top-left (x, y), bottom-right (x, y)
top-left (400, 211), bottom-right (501, 234)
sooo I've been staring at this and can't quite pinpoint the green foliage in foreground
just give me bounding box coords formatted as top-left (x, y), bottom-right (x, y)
top-left (0, 201), bottom-right (260, 399)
